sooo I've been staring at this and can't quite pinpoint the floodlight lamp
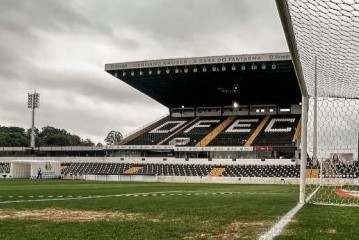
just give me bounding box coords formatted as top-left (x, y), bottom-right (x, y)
top-left (241, 64), bottom-right (246, 70)
top-left (181, 105), bottom-right (185, 109)
top-left (157, 69), bottom-right (161, 75)
top-left (231, 65), bottom-right (236, 71)
top-left (184, 67), bottom-right (188, 73)
top-left (202, 66), bottom-right (207, 72)
top-left (261, 63), bottom-right (266, 70)
top-left (193, 67), bottom-right (198, 73)
top-left (114, 72), bottom-right (118, 77)
top-left (271, 63), bottom-right (276, 69)
top-left (251, 64), bottom-right (257, 70)
top-left (221, 65), bottom-right (226, 71)
top-left (139, 70), bottom-right (143, 75)
top-left (34, 93), bottom-right (39, 103)
top-left (233, 101), bottom-right (239, 108)
top-left (27, 94), bottom-right (33, 108)
top-left (122, 71), bottom-right (126, 77)
top-left (166, 68), bottom-right (170, 74)
top-left (212, 66), bottom-right (217, 72)
top-left (148, 69), bottom-right (152, 75)
top-left (175, 68), bottom-right (179, 73)
top-left (131, 71), bottom-right (135, 76)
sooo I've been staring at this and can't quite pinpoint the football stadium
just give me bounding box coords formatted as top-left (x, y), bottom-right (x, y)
top-left (1, 1), bottom-right (359, 239)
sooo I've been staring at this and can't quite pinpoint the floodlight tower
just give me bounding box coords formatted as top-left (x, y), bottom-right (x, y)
top-left (27, 92), bottom-right (40, 148)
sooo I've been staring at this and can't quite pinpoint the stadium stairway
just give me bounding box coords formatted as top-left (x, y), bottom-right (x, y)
top-left (305, 169), bottom-right (319, 178)
top-left (195, 116), bottom-right (237, 147)
top-left (207, 167), bottom-right (226, 177)
top-left (292, 117), bottom-right (302, 143)
top-left (125, 166), bottom-right (143, 174)
top-left (244, 115), bottom-right (270, 146)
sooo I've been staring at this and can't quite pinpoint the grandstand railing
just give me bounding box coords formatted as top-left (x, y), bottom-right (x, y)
top-left (0, 156), bottom-right (297, 166)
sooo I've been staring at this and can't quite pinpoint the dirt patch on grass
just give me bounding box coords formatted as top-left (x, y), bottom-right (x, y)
top-left (183, 220), bottom-right (270, 240)
top-left (226, 221), bottom-right (269, 232)
top-left (326, 228), bottom-right (336, 234)
top-left (0, 208), bottom-right (155, 222)
top-left (184, 232), bottom-right (241, 240)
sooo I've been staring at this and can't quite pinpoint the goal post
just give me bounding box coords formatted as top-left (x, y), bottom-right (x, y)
top-left (299, 96), bottom-right (308, 204)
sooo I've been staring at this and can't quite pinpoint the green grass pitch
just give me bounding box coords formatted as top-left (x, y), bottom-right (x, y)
top-left (0, 180), bottom-right (358, 240)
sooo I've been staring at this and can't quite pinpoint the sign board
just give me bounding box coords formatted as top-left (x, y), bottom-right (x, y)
top-left (330, 153), bottom-right (354, 165)
top-left (105, 52), bottom-right (291, 71)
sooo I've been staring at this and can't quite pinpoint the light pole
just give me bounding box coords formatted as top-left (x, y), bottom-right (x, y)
top-left (28, 92), bottom-right (40, 148)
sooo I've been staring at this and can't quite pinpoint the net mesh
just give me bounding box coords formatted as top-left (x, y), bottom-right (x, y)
top-left (306, 97), bottom-right (359, 206)
top-left (288, 0), bottom-right (359, 99)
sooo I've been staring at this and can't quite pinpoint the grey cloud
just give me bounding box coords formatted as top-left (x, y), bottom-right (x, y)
top-left (0, 0), bottom-right (90, 34)
top-left (0, 0), bottom-right (287, 143)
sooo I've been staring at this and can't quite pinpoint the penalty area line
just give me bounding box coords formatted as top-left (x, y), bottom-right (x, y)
top-left (259, 186), bottom-right (320, 240)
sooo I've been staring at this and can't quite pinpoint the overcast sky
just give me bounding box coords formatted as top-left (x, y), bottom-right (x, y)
top-left (0, 0), bottom-right (288, 144)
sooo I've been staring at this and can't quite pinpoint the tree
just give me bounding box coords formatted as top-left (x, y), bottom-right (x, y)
top-left (81, 138), bottom-right (94, 146)
top-left (0, 126), bottom-right (29, 147)
top-left (0, 125), bottom-right (94, 147)
top-left (37, 126), bottom-right (94, 146)
top-left (104, 131), bottom-right (123, 145)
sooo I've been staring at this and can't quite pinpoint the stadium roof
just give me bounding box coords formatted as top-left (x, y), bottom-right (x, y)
top-left (276, 0), bottom-right (359, 99)
top-left (105, 52), bottom-right (301, 108)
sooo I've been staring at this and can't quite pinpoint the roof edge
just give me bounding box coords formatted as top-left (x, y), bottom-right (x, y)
top-left (105, 52), bottom-right (291, 71)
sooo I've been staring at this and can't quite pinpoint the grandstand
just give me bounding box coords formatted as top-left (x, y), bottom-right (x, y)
top-left (0, 52), bottom-right (309, 182)
top-left (0, 162), bottom-right (10, 174)
top-left (103, 52), bottom-right (302, 168)
top-left (61, 162), bottom-right (299, 178)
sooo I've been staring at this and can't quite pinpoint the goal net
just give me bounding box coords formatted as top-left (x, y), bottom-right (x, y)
top-left (306, 97), bottom-right (359, 206)
top-left (277, 0), bottom-right (359, 205)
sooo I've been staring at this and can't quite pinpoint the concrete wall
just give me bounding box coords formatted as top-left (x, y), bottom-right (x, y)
top-left (82, 174), bottom-right (301, 185)
top-left (82, 175), bottom-right (359, 185)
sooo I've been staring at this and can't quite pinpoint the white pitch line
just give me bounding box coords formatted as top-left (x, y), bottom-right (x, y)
top-left (0, 191), bottom-right (184, 204)
top-left (0, 191), bottom-right (258, 205)
top-left (259, 186), bottom-right (320, 240)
